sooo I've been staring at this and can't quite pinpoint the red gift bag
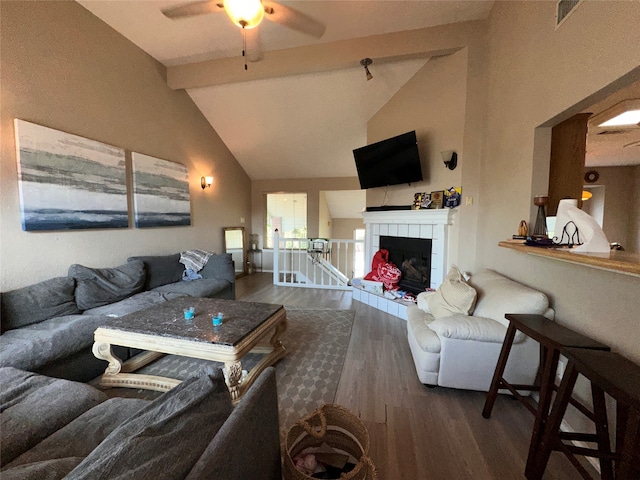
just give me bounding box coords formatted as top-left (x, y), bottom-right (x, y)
top-left (364, 249), bottom-right (401, 290)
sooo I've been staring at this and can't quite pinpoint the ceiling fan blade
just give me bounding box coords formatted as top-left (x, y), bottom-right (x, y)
top-left (262, 0), bottom-right (326, 38)
top-left (161, 1), bottom-right (223, 19)
top-left (245, 28), bottom-right (263, 62)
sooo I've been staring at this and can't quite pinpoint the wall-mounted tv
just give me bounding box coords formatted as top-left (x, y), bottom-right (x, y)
top-left (353, 130), bottom-right (423, 189)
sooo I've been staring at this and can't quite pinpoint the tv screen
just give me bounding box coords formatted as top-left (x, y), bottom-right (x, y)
top-left (353, 131), bottom-right (423, 189)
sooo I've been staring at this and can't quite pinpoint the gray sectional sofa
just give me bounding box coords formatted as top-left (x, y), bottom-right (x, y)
top-left (0, 366), bottom-right (282, 480)
top-left (0, 252), bottom-right (236, 382)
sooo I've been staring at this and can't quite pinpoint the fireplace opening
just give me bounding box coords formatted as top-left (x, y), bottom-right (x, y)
top-left (379, 236), bottom-right (432, 294)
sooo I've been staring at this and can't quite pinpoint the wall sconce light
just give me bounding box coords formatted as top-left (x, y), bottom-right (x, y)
top-left (201, 176), bottom-right (214, 189)
top-left (360, 58), bottom-right (373, 81)
top-left (441, 150), bottom-right (457, 170)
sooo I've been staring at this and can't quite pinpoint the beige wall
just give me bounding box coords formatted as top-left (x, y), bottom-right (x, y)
top-left (367, 40), bottom-right (487, 272)
top-left (0, 2), bottom-right (251, 290)
top-left (318, 191), bottom-right (332, 239)
top-left (479, 1), bottom-right (640, 366)
top-left (581, 166), bottom-right (639, 254)
top-left (332, 219), bottom-right (365, 240)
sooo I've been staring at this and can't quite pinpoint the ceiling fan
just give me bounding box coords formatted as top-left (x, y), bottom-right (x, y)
top-left (162, 0), bottom-right (326, 63)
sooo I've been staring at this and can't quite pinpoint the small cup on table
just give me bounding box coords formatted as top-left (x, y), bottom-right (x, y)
top-left (212, 312), bottom-right (224, 326)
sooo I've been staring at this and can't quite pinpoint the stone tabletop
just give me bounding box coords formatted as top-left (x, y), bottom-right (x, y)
top-left (102, 297), bottom-right (285, 347)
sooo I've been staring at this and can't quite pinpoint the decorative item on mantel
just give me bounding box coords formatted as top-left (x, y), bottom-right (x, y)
top-left (444, 186), bottom-right (462, 208)
top-left (413, 192), bottom-right (431, 210)
top-left (532, 195), bottom-right (548, 238)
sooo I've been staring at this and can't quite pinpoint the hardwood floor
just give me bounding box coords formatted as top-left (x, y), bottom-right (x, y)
top-left (237, 273), bottom-right (596, 479)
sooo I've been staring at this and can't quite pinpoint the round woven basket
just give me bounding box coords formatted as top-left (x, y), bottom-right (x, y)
top-left (283, 404), bottom-right (378, 480)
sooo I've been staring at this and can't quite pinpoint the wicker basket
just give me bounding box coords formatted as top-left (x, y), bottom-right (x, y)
top-left (283, 404), bottom-right (378, 480)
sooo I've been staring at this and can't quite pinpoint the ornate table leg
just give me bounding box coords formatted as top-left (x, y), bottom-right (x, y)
top-left (92, 341), bottom-right (123, 376)
top-left (225, 361), bottom-right (244, 401)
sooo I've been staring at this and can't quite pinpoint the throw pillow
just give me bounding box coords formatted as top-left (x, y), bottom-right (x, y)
top-left (199, 253), bottom-right (235, 284)
top-left (0, 277), bottom-right (81, 332)
top-left (427, 265), bottom-right (477, 318)
top-left (68, 261), bottom-right (146, 310)
top-left (127, 254), bottom-right (183, 290)
top-left (65, 367), bottom-right (232, 480)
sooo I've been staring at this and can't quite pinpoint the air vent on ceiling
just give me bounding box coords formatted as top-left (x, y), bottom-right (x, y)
top-left (556, 0), bottom-right (583, 28)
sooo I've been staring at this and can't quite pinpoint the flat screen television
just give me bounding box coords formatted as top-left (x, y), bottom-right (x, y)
top-left (353, 130), bottom-right (423, 189)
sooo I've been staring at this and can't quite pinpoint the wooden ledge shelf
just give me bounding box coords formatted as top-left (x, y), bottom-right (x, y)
top-left (498, 241), bottom-right (640, 277)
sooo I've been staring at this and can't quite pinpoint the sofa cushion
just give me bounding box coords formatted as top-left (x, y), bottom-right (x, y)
top-left (5, 398), bottom-right (148, 470)
top-left (0, 277), bottom-right (80, 332)
top-left (0, 314), bottom-right (111, 372)
top-left (200, 253), bottom-right (235, 283)
top-left (69, 261), bottom-right (146, 310)
top-left (429, 314), bottom-right (526, 344)
top-left (66, 367), bottom-right (233, 480)
top-left (152, 278), bottom-right (232, 298)
top-left (0, 457), bottom-right (85, 480)
top-left (82, 290), bottom-right (185, 317)
top-left (427, 265), bottom-right (477, 319)
top-left (469, 269), bottom-right (550, 327)
top-left (186, 367), bottom-right (282, 480)
top-left (0, 367), bottom-right (107, 467)
top-left (406, 308), bottom-right (441, 353)
top-left (127, 254), bottom-right (183, 290)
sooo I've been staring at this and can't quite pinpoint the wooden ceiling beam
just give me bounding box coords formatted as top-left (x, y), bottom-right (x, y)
top-left (166, 20), bottom-right (485, 89)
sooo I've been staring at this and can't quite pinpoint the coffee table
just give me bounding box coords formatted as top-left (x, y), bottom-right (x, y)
top-left (92, 297), bottom-right (287, 402)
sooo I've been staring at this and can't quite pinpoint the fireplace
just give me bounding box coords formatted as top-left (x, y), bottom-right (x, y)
top-left (354, 209), bottom-right (455, 320)
top-left (380, 236), bottom-right (432, 294)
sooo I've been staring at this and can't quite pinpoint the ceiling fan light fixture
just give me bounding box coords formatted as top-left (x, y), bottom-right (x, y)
top-left (224, 0), bottom-right (264, 29)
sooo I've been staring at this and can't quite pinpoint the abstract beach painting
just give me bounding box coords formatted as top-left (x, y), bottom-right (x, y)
top-left (131, 152), bottom-right (191, 228)
top-left (14, 119), bottom-right (128, 231)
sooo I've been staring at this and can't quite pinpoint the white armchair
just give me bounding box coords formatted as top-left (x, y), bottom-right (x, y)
top-left (407, 269), bottom-right (554, 392)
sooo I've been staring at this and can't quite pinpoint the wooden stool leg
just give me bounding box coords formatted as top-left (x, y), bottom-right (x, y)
top-left (526, 361), bottom-right (579, 480)
top-left (616, 405), bottom-right (640, 479)
top-left (483, 322), bottom-right (518, 418)
top-left (591, 383), bottom-right (613, 480)
top-left (525, 346), bottom-right (560, 477)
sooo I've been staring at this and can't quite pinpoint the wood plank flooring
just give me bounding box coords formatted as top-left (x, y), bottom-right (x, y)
top-left (237, 273), bottom-right (596, 479)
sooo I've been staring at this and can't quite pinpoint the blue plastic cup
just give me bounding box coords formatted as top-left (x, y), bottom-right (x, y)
top-left (212, 312), bottom-right (224, 326)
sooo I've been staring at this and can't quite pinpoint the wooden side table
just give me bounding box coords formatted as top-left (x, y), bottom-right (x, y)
top-left (530, 348), bottom-right (640, 480)
top-left (481, 314), bottom-right (610, 478)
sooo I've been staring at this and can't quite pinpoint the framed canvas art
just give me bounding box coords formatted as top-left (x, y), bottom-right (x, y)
top-left (131, 152), bottom-right (191, 228)
top-left (14, 119), bottom-right (128, 231)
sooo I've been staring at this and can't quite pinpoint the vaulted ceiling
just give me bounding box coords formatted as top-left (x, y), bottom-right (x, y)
top-left (77, 1), bottom-right (495, 182)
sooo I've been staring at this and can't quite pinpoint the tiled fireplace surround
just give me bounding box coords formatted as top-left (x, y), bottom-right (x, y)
top-left (353, 209), bottom-right (456, 320)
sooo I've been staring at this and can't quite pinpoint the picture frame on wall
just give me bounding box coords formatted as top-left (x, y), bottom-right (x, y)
top-left (14, 119), bottom-right (128, 231)
top-left (430, 190), bottom-right (444, 209)
top-left (131, 152), bottom-right (191, 228)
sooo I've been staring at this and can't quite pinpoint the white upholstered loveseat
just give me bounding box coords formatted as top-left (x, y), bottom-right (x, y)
top-left (407, 269), bottom-right (554, 392)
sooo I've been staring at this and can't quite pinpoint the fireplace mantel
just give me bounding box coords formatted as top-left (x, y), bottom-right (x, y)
top-left (362, 209), bottom-right (455, 225)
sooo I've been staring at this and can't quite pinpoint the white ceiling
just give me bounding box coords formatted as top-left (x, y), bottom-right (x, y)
top-left (78, 1), bottom-right (494, 66)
